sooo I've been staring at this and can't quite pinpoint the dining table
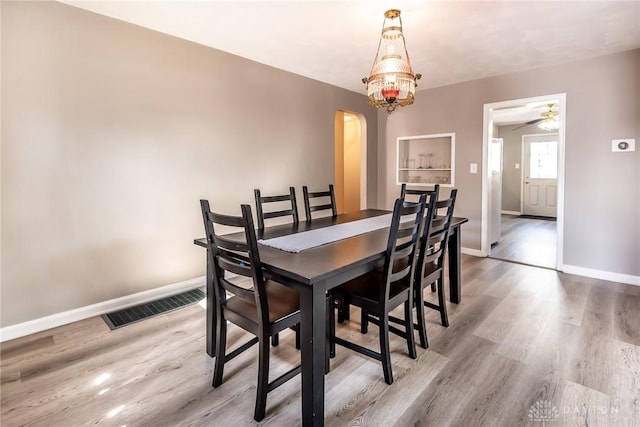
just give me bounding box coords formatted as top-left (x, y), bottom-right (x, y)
top-left (194, 209), bottom-right (468, 426)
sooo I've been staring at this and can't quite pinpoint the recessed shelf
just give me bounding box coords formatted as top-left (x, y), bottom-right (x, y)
top-left (397, 133), bottom-right (455, 187)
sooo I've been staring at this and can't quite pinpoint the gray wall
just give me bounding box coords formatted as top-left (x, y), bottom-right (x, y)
top-left (379, 49), bottom-right (640, 276)
top-left (1, 1), bottom-right (378, 327)
top-left (497, 125), bottom-right (557, 213)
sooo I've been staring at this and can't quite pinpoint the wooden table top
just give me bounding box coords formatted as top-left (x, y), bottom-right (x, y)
top-left (194, 209), bottom-right (468, 287)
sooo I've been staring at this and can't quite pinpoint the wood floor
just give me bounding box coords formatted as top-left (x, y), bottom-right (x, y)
top-left (490, 215), bottom-right (557, 269)
top-left (2, 255), bottom-right (639, 426)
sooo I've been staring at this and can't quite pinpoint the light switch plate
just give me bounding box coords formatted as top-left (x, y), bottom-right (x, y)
top-left (612, 139), bottom-right (635, 152)
top-left (470, 163), bottom-right (478, 174)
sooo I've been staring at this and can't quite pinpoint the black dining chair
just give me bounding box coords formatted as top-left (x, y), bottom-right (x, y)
top-left (413, 189), bottom-right (458, 348)
top-left (200, 200), bottom-right (301, 422)
top-left (400, 183), bottom-right (440, 202)
top-left (331, 196), bottom-right (426, 385)
top-left (254, 187), bottom-right (299, 230)
top-left (302, 184), bottom-right (337, 220)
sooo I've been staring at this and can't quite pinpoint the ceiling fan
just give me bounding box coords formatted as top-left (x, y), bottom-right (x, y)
top-left (513, 103), bottom-right (559, 130)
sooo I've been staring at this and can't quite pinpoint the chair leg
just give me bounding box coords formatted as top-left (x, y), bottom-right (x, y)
top-left (379, 313), bottom-right (393, 385)
top-left (254, 334), bottom-right (270, 422)
top-left (336, 298), bottom-right (345, 324)
top-left (212, 313), bottom-right (227, 387)
top-left (414, 286), bottom-right (429, 349)
top-left (271, 333), bottom-right (279, 347)
top-left (404, 300), bottom-right (417, 359)
top-left (437, 276), bottom-right (449, 327)
top-left (295, 325), bottom-right (301, 350)
top-left (327, 294), bottom-right (336, 359)
top-left (325, 295), bottom-right (334, 374)
top-left (431, 282), bottom-right (436, 292)
top-left (361, 309), bottom-right (369, 334)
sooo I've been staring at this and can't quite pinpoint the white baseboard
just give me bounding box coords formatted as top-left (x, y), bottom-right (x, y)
top-left (561, 265), bottom-right (640, 286)
top-left (460, 250), bottom-right (639, 286)
top-left (461, 247), bottom-right (484, 257)
top-left (501, 210), bottom-right (521, 215)
top-left (0, 276), bottom-right (206, 343)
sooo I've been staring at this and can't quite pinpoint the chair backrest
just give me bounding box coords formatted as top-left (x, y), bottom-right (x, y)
top-left (200, 200), bottom-right (270, 326)
top-left (302, 184), bottom-right (337, 220)
top-left (400, 183), bottom-right (440, 203)
top-left (380, 195), bottom-right (427, 303)
top-left (254, 187), bottom-right (299, 229)
top-left (417, 189), bottom-right (458, 276)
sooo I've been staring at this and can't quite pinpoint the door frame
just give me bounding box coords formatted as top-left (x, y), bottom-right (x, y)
top-left (521, 133), bottom-right (559, 216)
top-left (481, 93), bottom-right (566, 270)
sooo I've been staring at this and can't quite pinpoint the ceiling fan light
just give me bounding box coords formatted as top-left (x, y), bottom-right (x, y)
top-left (538, 116), bottom-right (560, 131)
top-left (363, 9), bottom-right (420, 114)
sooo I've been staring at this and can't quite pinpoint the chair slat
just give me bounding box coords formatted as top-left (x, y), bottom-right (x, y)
top-left (254, 187), bottom-right (299, 229)
top-left (303, 185), bottom-right (337, 220)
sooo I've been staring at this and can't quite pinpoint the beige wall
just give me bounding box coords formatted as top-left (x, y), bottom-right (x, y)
top-left (379, 49), bottom-right (639, 276)
top-left (0, 1), bottom-right (378, 327)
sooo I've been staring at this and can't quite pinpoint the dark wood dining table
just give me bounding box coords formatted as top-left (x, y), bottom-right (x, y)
top-left (194, 209), bottom-right (468, 426)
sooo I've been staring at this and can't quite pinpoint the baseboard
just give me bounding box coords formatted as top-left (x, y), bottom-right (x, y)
top-left (461, 247), bottom-right (484, 257)
top-left (0, 276), bottom-right (206, 343)
top-left (460, 251), bottom-right (639, 286)
top-left (561, 265), bottom-right (640, 286)
top-left (501, 210), bottom-right (521, 215)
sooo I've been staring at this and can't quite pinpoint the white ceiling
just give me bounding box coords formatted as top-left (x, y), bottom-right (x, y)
top-left (60, 0), bottom-right (639, 102)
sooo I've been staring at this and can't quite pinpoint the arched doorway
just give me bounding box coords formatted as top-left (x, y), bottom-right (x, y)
top-left (334, 111), bottom-right (367, 213)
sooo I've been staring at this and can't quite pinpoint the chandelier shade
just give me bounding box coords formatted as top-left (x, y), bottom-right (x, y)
top-left (363, 9), bottom-right (421, 114)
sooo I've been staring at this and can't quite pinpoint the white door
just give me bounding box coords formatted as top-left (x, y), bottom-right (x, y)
top-left (523, 135), bottom-right (558, 217)
top-left (489, 138), bottom-right (503, 244)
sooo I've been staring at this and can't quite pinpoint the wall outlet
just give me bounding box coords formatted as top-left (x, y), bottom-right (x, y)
top-left (470, 163), bottom-right (478, 174)
top-left (612, 139), bottom-right (635, 152)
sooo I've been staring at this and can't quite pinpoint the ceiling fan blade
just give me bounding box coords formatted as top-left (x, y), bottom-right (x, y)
top-left (513, 117), bottom-right (544, 130)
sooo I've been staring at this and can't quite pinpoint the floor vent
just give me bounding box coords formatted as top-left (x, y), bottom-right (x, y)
top-left (102, 289), bottom-right (205, 330)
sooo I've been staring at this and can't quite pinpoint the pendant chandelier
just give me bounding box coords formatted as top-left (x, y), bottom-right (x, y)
top-left (362, 9), bottom-right (421, 114)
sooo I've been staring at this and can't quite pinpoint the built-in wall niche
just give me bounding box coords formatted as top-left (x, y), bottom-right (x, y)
top-left (397, 133), bottom-right (455, 187)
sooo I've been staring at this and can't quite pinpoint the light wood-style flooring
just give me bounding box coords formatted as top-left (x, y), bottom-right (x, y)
top-left (490, 215), bottom-right (557, 269)
top-left (2, 255), bottom-right (639, 426)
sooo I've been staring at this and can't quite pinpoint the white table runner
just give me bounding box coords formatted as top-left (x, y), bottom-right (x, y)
top-left (258, 214), bottom-right (393, 253)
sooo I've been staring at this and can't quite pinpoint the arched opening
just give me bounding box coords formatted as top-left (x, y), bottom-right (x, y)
top-left (334, 111), bottom-right (367, 213)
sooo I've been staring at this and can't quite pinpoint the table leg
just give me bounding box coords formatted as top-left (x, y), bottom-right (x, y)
top-left (448, 225), bottom-right (462, 304)
top-left (206, 248), bottom-right (216, 357)
top-left (299, 284), bottom-right (326, 426)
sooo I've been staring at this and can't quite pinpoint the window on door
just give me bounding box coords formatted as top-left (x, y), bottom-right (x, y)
top-left (529, 141), bottom-right (558, 179)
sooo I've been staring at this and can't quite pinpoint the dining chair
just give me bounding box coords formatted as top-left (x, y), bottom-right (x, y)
top-left (200, 200), bottom-right (301, 422)
top-left (335, 186), bottom-right (439, 325)
top-left (254, 187), bottom-right (299, 230)
top-left (331, 196), bottom-right (426, 385)
top-left (302, 184), bottom-right (337, 220)
top-left (400, 183), bottom-right (440, 202)
top-left (413, 189), bottom-right (458, 348)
